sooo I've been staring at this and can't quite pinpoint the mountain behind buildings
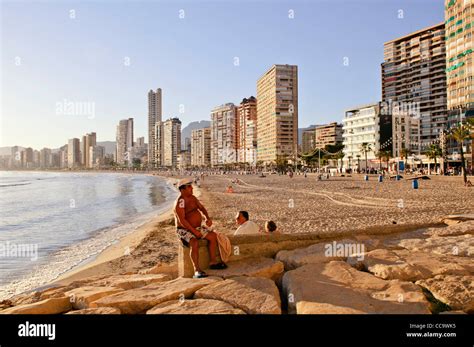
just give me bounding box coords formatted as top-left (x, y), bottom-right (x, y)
top-left (181, 120), bottom-right (211, 147)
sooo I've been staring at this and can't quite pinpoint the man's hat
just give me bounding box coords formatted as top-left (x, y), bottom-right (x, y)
top-left (177, 178), bottom-right (193, 189)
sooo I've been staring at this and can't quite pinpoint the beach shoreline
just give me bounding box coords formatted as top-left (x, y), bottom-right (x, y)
top-left (50, 174), bottom-right (180, 285)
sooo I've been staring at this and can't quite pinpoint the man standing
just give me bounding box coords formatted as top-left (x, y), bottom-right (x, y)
top-left (174, 178), bottom-right (227, 278)
top-left (234, 211), bottom-right (260, 235)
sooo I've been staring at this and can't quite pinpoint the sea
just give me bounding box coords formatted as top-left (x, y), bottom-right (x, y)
top-left (0, 171), bottom-right (177, 300)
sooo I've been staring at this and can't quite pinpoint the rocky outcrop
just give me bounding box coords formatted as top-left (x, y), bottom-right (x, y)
top-left (194, 276), bottom-right (281, 314)
top-left (0, 297), bottom-right (72, 314)
top-left (90, 277), bottom-right (221, 314)
top-left (206, 257), bottom-right (284, 281)
top-left (416, 275), bottom-right (474, 313)
top-left (282, 261), bottom-right (430, 314)
top-left (147, 299), bottom-right (245, 314)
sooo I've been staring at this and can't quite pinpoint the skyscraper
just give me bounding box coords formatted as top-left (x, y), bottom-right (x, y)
top-left (210, 103), bottom-right (238, 166)
top-left (68, 138), bottom-right (81, 168)
top-left (162, 117), bottom-right (181, 168)
top-left (81, 132), bottom-right (96, 168)
top-left (116, 118), bottom-right (134, 165)
top-left (191, 127), bottom-right (211, 167)
top-left (148, 88), bottom-right (162, 168)
top-left (256, 64), bottom-right (298, 164)
top-left (445, 0), bottom-right (473, 168)
top-left (237, 96), bottom-right (258, 165)
top-left (382, 23), bottom-right (447, 155)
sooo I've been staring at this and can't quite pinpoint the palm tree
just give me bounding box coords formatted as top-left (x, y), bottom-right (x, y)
top-left (360, 143), bottom-right (372, 172)
top-left (376, 151), bottom-right (384, 172)
top-left (449, 122), bottom-right (471, 184)
top-left (401, 148), bottom-right (411, 172)
top-left (425, 143), bottom-right (442, 175)
top-left (356, 154), bottom-right (361, 173)
top-left (382, 150), bottom-right (392, 172)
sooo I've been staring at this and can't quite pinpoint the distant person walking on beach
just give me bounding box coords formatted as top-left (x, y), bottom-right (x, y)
top-left (234, 211), bottom-right (260, 235)
top-left (174, 178), bottom-right (227, 278)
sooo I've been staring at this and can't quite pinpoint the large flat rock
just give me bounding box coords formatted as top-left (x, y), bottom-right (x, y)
top-left (282, 261), bottom-right (431, 314)
top-left (194, 276), bottom-right (281, 314)
top-left (427, 221), bottom-right (474, 237)
top-left (296, 301), bottom-right (366, 314)
top-left (90, 277), bottom-right (221, 314)
top-left (65, 286), bottom-right (124, 310)
top-left (89, 274), bottom-right (172, 290)
top-left (416, 275), bottom-right (474, 313)
top-left (276, 239), bottom-right (365, 270)
top-left (0, 297), bottom-right (72, 314)
top-left (206, 257), bottom-right (284, 280)
top-left (147, 299), bottom-right (245, 314)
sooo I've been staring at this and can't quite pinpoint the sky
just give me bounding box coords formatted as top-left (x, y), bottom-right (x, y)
top-left (1, 0), bottom-right (444, 149)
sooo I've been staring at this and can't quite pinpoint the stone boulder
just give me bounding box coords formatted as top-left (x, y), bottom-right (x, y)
top-left (90, 277), bottom-right (221, 314)
top-left (194, 276), bottom-right (281, 314)
top-left (206, 257), bottom-right (284, 281)
top-left (276, 239), bottom-right (365, 270)
top-left (347, 249), bottom-right (472, 281)
top-left (282, 261), bottom-right (430, 314)
top-left (0, 297), bottom-right (72, 314)
top-left (66, 307), bottom-right (121, 314)
top-left (416, 275), bottom-right (474, 313)
top-left (147, 299), bottom-right (245, 314)
top-left (65, 286), bottom-right (124, 310)
top-left (89, 274), bottom-right (172, 290)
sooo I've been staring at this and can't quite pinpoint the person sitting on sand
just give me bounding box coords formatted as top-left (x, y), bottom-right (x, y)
top-left (174, 178), bottom-right (227, 278)
top-left (265, 221), bottom-right (279, 234)
top-left (234, 211), bottom-right (259, 235)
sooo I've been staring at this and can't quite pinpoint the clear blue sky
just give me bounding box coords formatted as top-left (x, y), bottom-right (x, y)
top-left (1, 0), bottom-right (444, 149)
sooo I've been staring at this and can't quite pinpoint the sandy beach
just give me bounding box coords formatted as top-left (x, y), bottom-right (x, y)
top-left (200, 173), bottom-right (473, 235)
top-left (51, 173), bottom-right (473, 287)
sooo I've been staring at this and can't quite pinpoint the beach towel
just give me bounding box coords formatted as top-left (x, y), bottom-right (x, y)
top-left (215, 232), bottom-right (232, 263)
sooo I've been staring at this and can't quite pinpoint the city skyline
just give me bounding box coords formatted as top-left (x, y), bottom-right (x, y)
top-left (1, 0), bottom-right (444, 149)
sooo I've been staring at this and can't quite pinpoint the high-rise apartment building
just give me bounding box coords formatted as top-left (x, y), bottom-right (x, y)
top-left (382, 23), bottom-right (447, 154)
top-left (39, 148), bottom-right (52, 168)
top-left (81, 132), bottom-right (96, 168)
top-left (315, 123), bottom-right (343, 149)
top-left (162, 118), bottom-right (181, 168)
top-left (148, 88), bottom-right (162, 168)
top-left (210, 103), bottom-right (238, 166)
top-left (116, 118), bottom-right (134, 165)
top-left (256, 64), bottom-right (298, 164)
top-left (342, 103), bottom-right (381, 170)
top-left (191, 127), bottom-right (211, 167)
top-left (237, 96), bottom-right (258, 165)
top-left (445, 0), bottom-right (473, 168)
top-left (68, 138), bottom-right (81, 168)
